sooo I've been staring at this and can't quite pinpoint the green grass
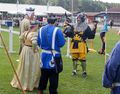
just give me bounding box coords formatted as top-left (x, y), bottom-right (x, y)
top-left (1, 26), bottom-right (20, 32)
top-left (0, 28), bottom-right (119, 94)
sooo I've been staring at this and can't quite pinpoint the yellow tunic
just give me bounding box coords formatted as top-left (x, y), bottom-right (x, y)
top-left (70, 32), bottom-right (87, 60)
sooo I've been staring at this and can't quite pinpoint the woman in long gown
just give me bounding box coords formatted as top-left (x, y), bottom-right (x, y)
top-left (10, 21), bottom-right (40, 91)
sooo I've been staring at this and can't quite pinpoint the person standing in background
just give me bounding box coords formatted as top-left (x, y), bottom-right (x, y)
top-left (19, 7), bottom-right (35, 54)
top-left (102, 41), bottom-right (120, 94)
top-left (109, 19), bottom-right (114, 28)
top-left (98, 15), bottom-right (108, 55)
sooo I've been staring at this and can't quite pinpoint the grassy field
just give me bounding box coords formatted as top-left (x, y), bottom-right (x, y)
top-left (0, 28), bottom-right (119, 94)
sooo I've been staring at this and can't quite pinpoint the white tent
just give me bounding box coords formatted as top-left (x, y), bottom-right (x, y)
top-left (0, 3), bottom-right (71, 16)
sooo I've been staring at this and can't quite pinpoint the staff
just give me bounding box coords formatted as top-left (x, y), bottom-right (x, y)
top-left (0, 31), bottom-right (26, 94)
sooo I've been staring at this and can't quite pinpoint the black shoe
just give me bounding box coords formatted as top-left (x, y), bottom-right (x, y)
top-left (72, 71), bottom-right (77, 76)
top-left (82, 72), bottom-right (87, 78)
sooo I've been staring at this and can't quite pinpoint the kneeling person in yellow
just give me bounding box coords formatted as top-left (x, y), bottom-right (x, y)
top-left (70, 13), bottom-right (95, 77)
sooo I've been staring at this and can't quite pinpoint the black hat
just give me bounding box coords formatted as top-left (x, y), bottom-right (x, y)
top-left (47, 14), bottom-right (57, 24)
top-left (26, 7), bottom-right (35, 11)
top-left (26, 7), bottom-right (35, 17)
top-left (92, 20), bottom-right (98, 23)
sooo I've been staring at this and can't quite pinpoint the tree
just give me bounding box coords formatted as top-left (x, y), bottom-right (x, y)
top-left (0, 0), bottom-right (17, 3)
top-left (0, 0), bottom-right (120, 12)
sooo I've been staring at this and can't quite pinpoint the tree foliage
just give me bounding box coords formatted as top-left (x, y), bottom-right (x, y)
top-left (0, 0), bottom-right (120, 12)
top-left (0, 0), bottom-right (17, 3)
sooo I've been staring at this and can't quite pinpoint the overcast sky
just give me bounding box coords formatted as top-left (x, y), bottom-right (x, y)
top-left (95, 0), bottom-right (120, 3)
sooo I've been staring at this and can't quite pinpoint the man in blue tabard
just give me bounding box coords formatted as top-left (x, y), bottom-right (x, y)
top-left (102, 41), bottom-right (120, 94)
top-left (37, 15), bottom-right (65, 94)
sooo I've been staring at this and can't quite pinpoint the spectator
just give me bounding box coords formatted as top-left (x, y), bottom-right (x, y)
top-left (102, 41), bottom-right (120, 94)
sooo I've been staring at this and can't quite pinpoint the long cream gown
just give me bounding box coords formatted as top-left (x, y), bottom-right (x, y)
top-left (10, 31), bottom-right (40, 91)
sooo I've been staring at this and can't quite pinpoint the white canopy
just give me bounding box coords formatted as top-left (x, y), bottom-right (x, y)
top-left (0, 3), bottom-right (71, 16)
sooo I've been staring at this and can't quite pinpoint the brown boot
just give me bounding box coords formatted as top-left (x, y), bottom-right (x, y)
top-left (38, 90), bottom-right (43, 94)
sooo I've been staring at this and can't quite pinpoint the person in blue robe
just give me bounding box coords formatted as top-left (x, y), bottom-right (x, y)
top-left (102, 41), bottom-right (120, 94)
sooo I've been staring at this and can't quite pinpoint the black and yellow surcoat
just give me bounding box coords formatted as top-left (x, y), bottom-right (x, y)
top-left (70, 26), bottom-right (94, 60)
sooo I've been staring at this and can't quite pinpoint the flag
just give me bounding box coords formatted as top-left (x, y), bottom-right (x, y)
top-left (47, 1), bottom-right (49, 11)
top-left (16, 0), bottom-right (19, 14)
top-left (65, 12), bottom-right (68, 18)
top-left (105, 7), bottom-right (107, 14)
top-left (16, 0), bottom-right (19, 4)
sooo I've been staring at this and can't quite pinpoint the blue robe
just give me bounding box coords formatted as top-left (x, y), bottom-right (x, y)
top-left (102, 41), bottom-right (120, 94)
top-left (37, 24), bottom-right (65, 69)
